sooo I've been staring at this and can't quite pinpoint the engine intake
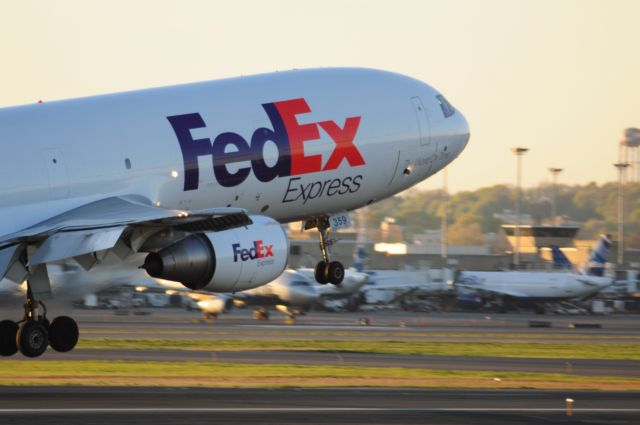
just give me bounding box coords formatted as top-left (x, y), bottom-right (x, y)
top-left (142, 234), bottom-right (215, 290)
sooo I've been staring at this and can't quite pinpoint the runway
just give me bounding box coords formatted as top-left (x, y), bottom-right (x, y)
top-left (5, 309), bottom-right (639, 379)
top-left (0, 387), bottom-right (637, 424)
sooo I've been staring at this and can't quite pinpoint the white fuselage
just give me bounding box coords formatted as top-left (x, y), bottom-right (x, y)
top-left (0, 68), bottom-right (469, 237)
top-left (241, 269), bottom-right (318, 307)
top-left (458, 271), bottom-right (613, 301)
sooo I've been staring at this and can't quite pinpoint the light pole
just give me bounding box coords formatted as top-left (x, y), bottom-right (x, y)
top-left (548, 167), bottom-right (563, 220)
top-left (613, 162), bottom-right (630, 266)
top-left (512, 147), bottom-right (529, 267)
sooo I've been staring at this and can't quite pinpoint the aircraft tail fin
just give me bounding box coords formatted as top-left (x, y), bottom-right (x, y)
top-left (584, 234), bottom-right (612, 277)
top-left (550, 245), bottom-right (573, 270)
top-left (352, 246), bottom-right (367, 272)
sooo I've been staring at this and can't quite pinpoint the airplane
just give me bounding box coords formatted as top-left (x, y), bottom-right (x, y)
top-left (0, 67), bottom-right (469, 357)
top-left (97, 267), bottom-right (317, 322)
top-left (349, 247), bottom-right (454, 308)
top-left (454, 235), bottom-right (614, 313)
top-left (549, 245), bottom-right (573, 270)
top-left (219, 269), bottom-right (317, 321)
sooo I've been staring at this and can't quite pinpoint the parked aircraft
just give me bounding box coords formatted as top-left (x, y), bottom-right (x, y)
top-left (350, 247), bottom-right (453, 308)
top-left (454, 235), bottom-right (613, 313)
top-left (297, 267), bottom-right (368, 311)
top-left (226, 269), bottom-right (317, 321)
top-left (0, 67), bottom-right (469, 357)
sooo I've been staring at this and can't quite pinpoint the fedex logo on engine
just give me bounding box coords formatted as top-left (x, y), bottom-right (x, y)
top-left (167, 98), bottom-right (365, 190)
top-left (233, 240), bottom-right (274, 262)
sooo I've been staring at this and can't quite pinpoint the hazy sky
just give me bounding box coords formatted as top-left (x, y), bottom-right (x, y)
top-left (1, 0), bottom-right (639, 193)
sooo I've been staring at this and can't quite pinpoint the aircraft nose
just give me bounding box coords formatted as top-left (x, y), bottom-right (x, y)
top-left (453, 110), bottom-right (470, 155)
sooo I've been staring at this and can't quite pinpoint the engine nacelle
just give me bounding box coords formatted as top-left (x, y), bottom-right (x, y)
top-left (142, 215), bottom-right (288, 292)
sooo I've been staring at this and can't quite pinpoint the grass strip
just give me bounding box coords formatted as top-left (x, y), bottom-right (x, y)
top-left (77, 339), bottom-right (640, 360)
top-left (0, 361), bottom-right (637, 390)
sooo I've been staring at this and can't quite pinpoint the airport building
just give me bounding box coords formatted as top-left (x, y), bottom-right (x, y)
top-left (287, 220), bottom-right (640, 276)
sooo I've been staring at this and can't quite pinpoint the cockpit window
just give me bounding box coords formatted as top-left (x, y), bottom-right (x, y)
top-left (436, 94), bottom-right (455, 118)
top-left (291, 281), bottom-right (311, 287)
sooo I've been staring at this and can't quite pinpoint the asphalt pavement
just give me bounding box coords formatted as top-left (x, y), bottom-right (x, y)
top-left (0, 387), bottom-right (637, 425)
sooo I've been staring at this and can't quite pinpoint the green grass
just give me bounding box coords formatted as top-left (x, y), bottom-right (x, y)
top-left (77, 338), bottom-right (640, 360)
top-left (0, 360), bottom-right (637, 390)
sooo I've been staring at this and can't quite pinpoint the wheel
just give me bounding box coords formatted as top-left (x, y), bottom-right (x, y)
top-left (17, 320), bottom-right (49, 358)
top-left (327, 261), bottom-right (345, 285)
top-left (49, 316), bottom-right (79, 353)
top-left (0, 320), bottom-right (18, 357)
top-left (314, 261), bottom-right (329, 284)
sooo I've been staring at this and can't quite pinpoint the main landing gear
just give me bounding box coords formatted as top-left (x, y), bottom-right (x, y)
top-left (312, 218), bottom-right (344, 286)
top-left (0, 289), bottom-right (79, 358)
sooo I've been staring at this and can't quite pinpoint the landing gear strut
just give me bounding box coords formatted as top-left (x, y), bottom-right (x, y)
top-left (312, 217), bottom-right (344, 286)
top-left (17, 297), bottom-right (50, 358)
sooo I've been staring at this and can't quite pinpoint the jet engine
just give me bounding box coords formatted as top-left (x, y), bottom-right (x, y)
top-left (142, 215), bottom-right (288, 292)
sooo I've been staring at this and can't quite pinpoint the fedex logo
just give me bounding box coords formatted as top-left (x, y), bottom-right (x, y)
top-left (167, 98), bottom-right (365, 190)
top-left (232, 240), bottom-right (274, 262)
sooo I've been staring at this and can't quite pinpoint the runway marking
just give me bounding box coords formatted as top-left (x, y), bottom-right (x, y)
top-left (0, 408), bottom-right (639, 414)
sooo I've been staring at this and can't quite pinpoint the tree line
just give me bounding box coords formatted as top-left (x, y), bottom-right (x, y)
top-left (366, 182), bottom-right (640, 247)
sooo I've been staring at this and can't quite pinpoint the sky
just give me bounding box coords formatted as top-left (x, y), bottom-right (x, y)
top-left (1, 0), bottom-right (639, 193)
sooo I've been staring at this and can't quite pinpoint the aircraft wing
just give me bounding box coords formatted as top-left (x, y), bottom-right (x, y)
top-left (0, 196), bottom-right (251, 281)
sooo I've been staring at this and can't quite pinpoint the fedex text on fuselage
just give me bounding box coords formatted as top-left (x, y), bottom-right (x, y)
top-left (168, 98), bottom-right (365, 192)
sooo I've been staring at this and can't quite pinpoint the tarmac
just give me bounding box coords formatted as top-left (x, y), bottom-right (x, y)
top-left (0, 387), bottom-right (638, 424)
top-left (2, 308), bottom-right (639, 424)
top-left (6, 309), bottom-right (640, 378)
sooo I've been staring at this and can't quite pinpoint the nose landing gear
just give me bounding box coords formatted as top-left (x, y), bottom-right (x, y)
top-left (311, 217), bottom-right (344, 286)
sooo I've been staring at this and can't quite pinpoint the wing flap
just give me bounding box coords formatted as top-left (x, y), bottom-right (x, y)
top-left (28, 227), bottom-right (126, 266)
top-left (0, 244), bottom-right (24, 281)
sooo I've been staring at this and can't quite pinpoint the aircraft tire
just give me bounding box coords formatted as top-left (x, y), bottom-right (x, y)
top-left (17, 320), bottom-right (49, 358)
top-left (327, 261), bottom-right (344, 286)
top-left (49, 316), bottom-right (79, 353)
top-left (0, 320), bottom-right (18, 357)
top-left (314, 261), bottom-right (329, 284)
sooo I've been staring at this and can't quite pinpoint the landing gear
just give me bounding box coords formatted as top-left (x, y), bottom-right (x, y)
top-left (17, 297), bottom-right (50, 357)
top-left (314, 261), bottom-right (329, 284)
top-left (0, 292), bottom-right (79, 358)
top-left (253, 308), bottom-right (270, 321)
top-left (327, 261), bottom-right (345, 285)
top-left (17, 320), bottom-right (48, 358)
top-left (48, 316), bottom-right (79, 352)
top-left (0, 320), bottom-right (18, 357)
top-left (311, 218), bottom-right (344, 286)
